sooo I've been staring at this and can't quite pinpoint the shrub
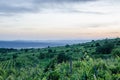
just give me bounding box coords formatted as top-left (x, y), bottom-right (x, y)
top-left (38, 53), bottom-right (46, 59)
top-left (95, 43), bottom-right (100, 47)
top-left (13, 53), bottom-right (18, 59)
top-left (65, 44), bottom-right (70, 48)
top-left (48, 49), bottom-right (52, 53)
top-left (7, 69), bottom-right (16, 76)
top-left (0, 76), bottom-right (4, 80)
top-left (44, 59), bottom-right (56, 72)
top-left (6, 75), bottom-right (15, 80)
top-left (0, 69), bottom-right (5, 76)
top-left (96, 42), bottom-right (114, 54)
top-left (15, 61), bottom-right (24, 68)
top-left (112, 49), bottom-right (120, 57)
top-left (57, 53), bottom-right (70, 63)
top-left (47, 71), bottom-right (60, 80)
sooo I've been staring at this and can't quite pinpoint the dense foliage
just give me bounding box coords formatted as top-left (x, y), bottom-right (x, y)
top-left (96, 42), bottom-right (114, 54)
top-left (0, 38), bottom-right (120, 80)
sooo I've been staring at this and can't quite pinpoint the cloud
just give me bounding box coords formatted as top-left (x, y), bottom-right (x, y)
top-left (60, 9), bottom-right (104, 14)
top-left (33, 0), bottom-right (95, 3)
top-left (0, 0), bottom-right (96, 15)
top-left (86, 22), bottom-right (120, 28)
top-left (0, 0), bottom-right (38, 14)
top-left (0, 5), bottom-right (33, 13)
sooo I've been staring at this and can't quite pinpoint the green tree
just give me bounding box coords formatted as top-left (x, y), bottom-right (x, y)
top-left (96, 42), bottom-right (114, 54)
top-left (13, 53), bottom-right (18, 59)
top-left (57, 53), bottom-right (70, 63)
top-left (95, 43), bottom-right (100, 47)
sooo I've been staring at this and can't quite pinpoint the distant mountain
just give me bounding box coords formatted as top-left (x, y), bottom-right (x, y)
top-left (0, 40), bottom-right (90, 48)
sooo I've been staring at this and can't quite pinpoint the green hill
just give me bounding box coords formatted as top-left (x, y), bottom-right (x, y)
top-left (0, 38), bottom-right (120, 80)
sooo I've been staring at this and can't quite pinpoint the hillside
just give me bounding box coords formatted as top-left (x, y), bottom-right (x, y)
top-left (0, 40), bottom-right (89, 48)
top-left (0, 38), bottom-right (120, 80)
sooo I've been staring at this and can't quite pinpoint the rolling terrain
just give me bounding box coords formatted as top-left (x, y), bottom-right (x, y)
top-left (0, 38), bottom-right (120, 80)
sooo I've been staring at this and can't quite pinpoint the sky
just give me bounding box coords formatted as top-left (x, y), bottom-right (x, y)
top-left (0, 0), bottom-right (120, 40)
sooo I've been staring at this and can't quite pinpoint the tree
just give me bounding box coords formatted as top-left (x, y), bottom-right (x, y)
top-left (96, 42), bottom-right (114, 54)
top-left (57, 53), bottom-right (70, 63)
top-left (65, 44), bottom-right (70, 48)
top-left (95, 43), bottom-right (100, 47)
top-left (13, 53), bottom-right (18, 59)
top-left (44, 58), bottom-right (57, 72)
top-left (48, 49), bottom-right (52, 53)
top-left (112, 49), bottom-right (120, 57)
top-left (48, 71), bottom-right (60, 80)
top-left (38, 53), bottom-right (46, 59)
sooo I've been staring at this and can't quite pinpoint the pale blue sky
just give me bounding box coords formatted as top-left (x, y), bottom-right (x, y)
top-left (0, 0), bottom-right (120, 40)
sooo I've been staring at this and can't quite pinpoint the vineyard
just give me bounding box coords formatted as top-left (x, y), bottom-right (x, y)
top-left (0, 38), bottom-right (120, 80)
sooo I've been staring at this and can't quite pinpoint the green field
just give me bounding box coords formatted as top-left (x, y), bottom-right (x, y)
top-left (0, 38), bottom-right (120, 80)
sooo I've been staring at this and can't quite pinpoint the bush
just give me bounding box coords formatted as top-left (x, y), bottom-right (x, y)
top-left (13, 53), bottom-right (18, 59)
top-left (47, 71), bottom-right (60, 80)
top-left (65, 44), bottom-right (70, 48)
top-left (15, 61), bottom-right (24, 68)
top-left (96, 42), bottom-right (114, 54)
top-left (6, 75), bottom-right (15, 80)
top-left (48, 49), bottom-right (52, 53)
top-left (38, 53), bottom-right (46, 59)
top-left (95, 43), bottom-right (100, 47)
top-left (112, 49), bottom-right (120, 57)
top-left (0, 69), bottom-right (5, 76)
top-left (44, 58), bottom-right (56, 72)
top-left (0, 76), bottom-right (4, 80)
top-left (7, 69), bottom-right (16, 76)
top-left (57, 53), bottom-right (70, 63)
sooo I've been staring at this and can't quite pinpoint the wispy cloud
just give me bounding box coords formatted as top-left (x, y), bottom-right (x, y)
top-left (0, 0), bottom-right (97, 15)
top-left (32, 0), bottom-right (96, 4)
top-left (59, 9), bottom-right (104, 14)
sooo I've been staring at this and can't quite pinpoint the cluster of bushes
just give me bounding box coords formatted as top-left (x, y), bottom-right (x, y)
top-left (0, 48), bottom-right (17, 53)
top-left (96, 42), bottom-right (114, 54)
top-left (42, 56), bottom-right (120, 80)
top-left (112, 48), bottom-right (120, 57)
top-left (38, 52), bottom-right (55, 59)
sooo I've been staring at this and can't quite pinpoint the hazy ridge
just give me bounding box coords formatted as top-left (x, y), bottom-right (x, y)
top-left (0, 40), bottom-right (90, 48)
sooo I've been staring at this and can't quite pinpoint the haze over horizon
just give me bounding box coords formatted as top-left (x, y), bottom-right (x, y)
top-left (0, 0), bottom-right (120, 40)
